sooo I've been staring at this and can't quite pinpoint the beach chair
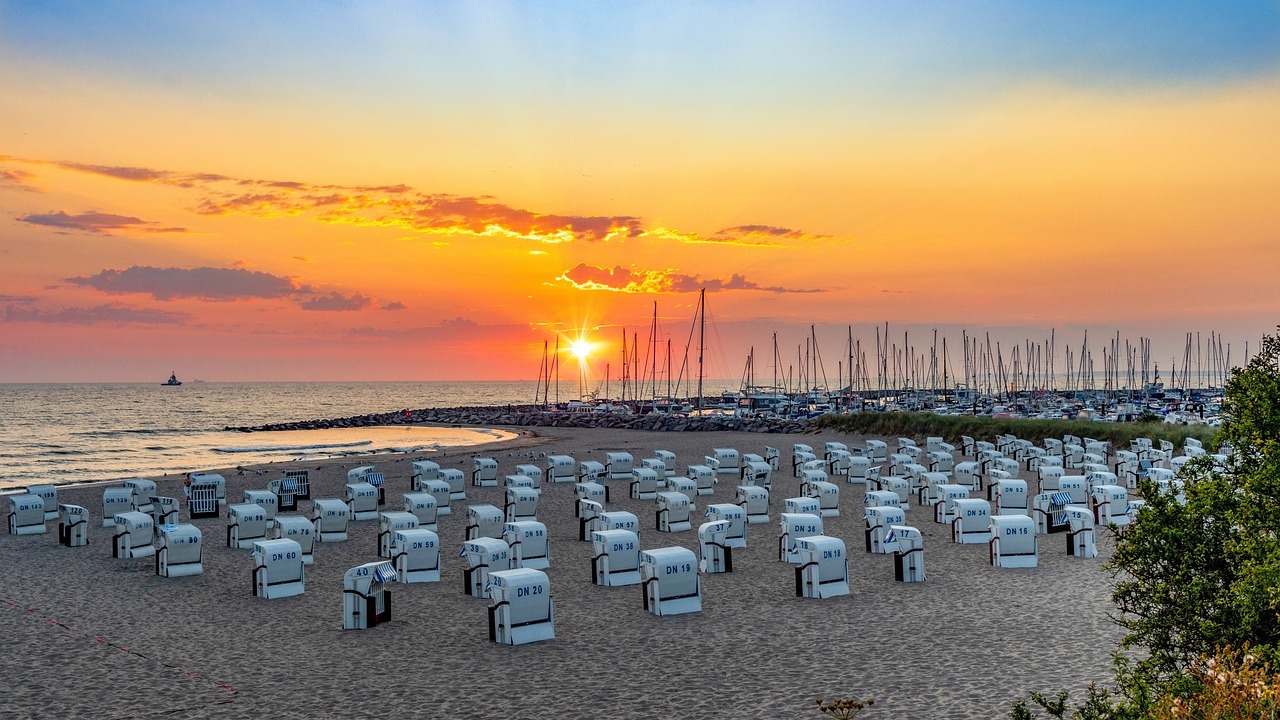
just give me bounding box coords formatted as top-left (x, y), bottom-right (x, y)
top-left (951, 498), bottom-right (991, 544)
top-left (188, 482), bottom-right (219, 520)
top-left (802, 477), bottom-right (840, 518)
top-left (577, 500), bottom-right (603, 541)
top-left (994, 478), bottom-right (1030, 516)
top-left (845, 456), bottom-right (872, 485)
top-left (961, 435), bottom-right (977, 457)
top-left (784, 496), bottom-right (821, 516)
top-left (226, 503), bottom-right (268, 549)
top-left (461, 537), bottom-right (510, 597)
top-left (267, 475), bottom-right (298, 512)
top-left (102, 488), bottom-right (133, 527)
top-left (764, 446), bottom-right (780, 471)
top-left (252, 539), bottom-right (305, 598)
top-left (826, 449), bottom-right (853, 479)
top-left (576, 460), bottom-right (605, 483)
top-left (124, 479), bottom-right (157, 515)
top-left (269, 515), bottom-right (315, 565)
top-left (779, 512), bottom-right (824, 563)
top-left (1064, 505), bottom-right (1097, 558)
top-left (591, 529), bottom-right (641, 586)
top-left (918, 472), bottom-right (950, 507)
top-left (472, 458), bottom-right (499, 487)
top-left (504, 487), bottom-right (539, 523)
top-left (630, 468), bottom-right (659, 501)
top-left (514, 464), bottom-right (544, 490)
top-left (697, 520), bottom-right (734, 573)
top-left (439, 468), bottom-right (466, 501)
top-left (736, 485), bottom-right (770, 525)
top-left (503, 521), bottom-right (550, 570)
top-left (989, 515), bottom-right (1038, 568)
top-left (26, 484), bottom-right (57, 522)
top-left (284, 469), bottom-right (310, 501)
top-left (418, 478), bottom-right (452, 517)
top-left (687, 464), bottom-right (717, 496)
top-left (640, 458), bottom-right (668, 486)
top-left (411, 460), bottom-right (440, 490)
top-left (575, 481), bottom-right (607, 516)
top-left (641, 547), bottom-right (701, 616)
top-left (933, 485), bottom-right (969, 524)
top-left (1032, 492), bottom-right (1072, 534)
top-left (741, 460), bottom-right (773, 489)
top-left (926, 450), bottom-right (955, 474)
top-left (58, 504), bottom-right (89, 547)
top-left (656, 491), bottom-right (692, 532)
top-left (665, 476), bottom-right (697, 510)
top-left (189, 472), bottom-right (227, 507)
top-left (711, 445), bottom-right (742, 474)
top-left (605, 452), bottom-right (634, 480)
top-left (147, 495), bottom-right (180, 536)
top-left (704, 504), bottom-right (746, 548)
top-left (792, 449), bottom-right (817, 478)
top-left (891, 525), bottom-right (925, 582)
top-left (403, 491), bottom-right (439, 532)
top-left (391, 528), bottom-right (440, 583)
top-left (243, 489), bottom-right (278, 520)
top-left (794, 536), bottom-right (849, 599)
top-left (465, 504), bottom-right (504, 540)
top-left (488, 568), bottom-right (554, 644)
top-left (112, 511), bottom-right (155, 559)
top-left (880, 474), bottom-right (911, 506)
top-left (654, 450), bottom-right (678, 477)
top-left (311, 498), bottom-right (350, 542)
top-left (7, 494), bottom-right (46, 536)
top-left (343, 561), bottom-right (394, 629)
top-left (377, 511), bottom-right (419, 558)
top-left (1038, 466), bottom-right (1065, 493)
top-left (953, 461), bottom-right (981, 493)
top-left (156, 524), bottom-right (202, 578)
top-left (1090, 484), bottom-right (1129, 528)
top-left (548, 455), bottom-right (576, 483)
top-left (864, 505), bottom-right (904, 554)
top-left (600, 511), bottom-right (640, 535)
top-left (345, 482), bottom-right (379, 521)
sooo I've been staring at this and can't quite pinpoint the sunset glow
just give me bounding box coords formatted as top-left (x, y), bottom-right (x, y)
top-left (1, 4), bottom-right (1277, 382)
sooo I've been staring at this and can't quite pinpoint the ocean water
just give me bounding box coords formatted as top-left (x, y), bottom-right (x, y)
top-left (0, 381), bottom-right (550, 489)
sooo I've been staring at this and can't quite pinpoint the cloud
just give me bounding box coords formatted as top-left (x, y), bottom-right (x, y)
top-left (0, 168), bottom-right (39, 192)
top-left (19, 210), bottom-right (189, 234)
top-left (299, 291), bottom-right (372, 311)
top-left (647, 224), bottom-right (833, 247)
top-left (558, 263), bottom-right (823, 294)
top-left (4, 303), bottom-right (191, 325)
top-left (0, 294), bottom-right (39, 303)
top-left (8, 155), bottom-right (840, 247)
top-left (381, 301), bottom-right (407, 311)
top-left (67, 266), bottom-right (305, 300)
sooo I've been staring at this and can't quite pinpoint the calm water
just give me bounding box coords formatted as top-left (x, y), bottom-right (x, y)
top-left (0, 381), bottom-right (551, 489)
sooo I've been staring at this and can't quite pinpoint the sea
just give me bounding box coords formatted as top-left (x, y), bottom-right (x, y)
top-left (0, 381), bottom-right (557, 490)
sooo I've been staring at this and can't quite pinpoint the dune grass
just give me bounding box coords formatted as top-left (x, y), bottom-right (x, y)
top-left (813, 412), bottom-right (1220, 449)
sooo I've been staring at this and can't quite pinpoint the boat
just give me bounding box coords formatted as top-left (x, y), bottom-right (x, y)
top-left (162, 372), bottom-right (182, 386)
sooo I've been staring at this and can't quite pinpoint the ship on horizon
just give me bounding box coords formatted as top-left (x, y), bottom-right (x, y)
top-left (162, 372), bottom-right (182, 386)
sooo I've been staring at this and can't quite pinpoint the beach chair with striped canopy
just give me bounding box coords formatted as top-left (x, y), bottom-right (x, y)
top-left (267, 475), bottom-right (299, 512)
top-left (343, 561), bottom-right (394, 629)
top-left (285, 469), bottom-right (310, 501)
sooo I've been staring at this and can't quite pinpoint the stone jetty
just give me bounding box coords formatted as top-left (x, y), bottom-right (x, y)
top-left (225, 404), bottom-right (815, 434)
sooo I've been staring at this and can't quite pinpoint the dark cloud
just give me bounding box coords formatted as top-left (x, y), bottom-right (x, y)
top-left (560, 263), bottom-right (823, 294)
top-left (0, 294), bottom-right (39, 303)
top-left (20, 210), bottom-right (189, 234)
top-left (67, 266), bottom-right (305, 300)
top-left (4, 303), bottom-right (191, 325)
top-left (299, 291), bottom-right (373, 312)
top-left (381, 301), bottom-right (407, 311)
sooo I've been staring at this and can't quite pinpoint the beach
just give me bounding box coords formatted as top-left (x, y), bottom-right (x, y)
top-left (0, 425), bottom-right (1123, 720)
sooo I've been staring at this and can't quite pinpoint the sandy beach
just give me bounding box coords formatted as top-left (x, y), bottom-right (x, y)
top-left (0, 425), bottom-right (1123, 720)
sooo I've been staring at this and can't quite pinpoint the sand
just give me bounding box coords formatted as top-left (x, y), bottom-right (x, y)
top-left (0, 426), bottom-right (1124, 720)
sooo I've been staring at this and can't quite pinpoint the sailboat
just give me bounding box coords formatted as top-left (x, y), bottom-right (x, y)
top-left (162, 372), bottom-right (182, 386)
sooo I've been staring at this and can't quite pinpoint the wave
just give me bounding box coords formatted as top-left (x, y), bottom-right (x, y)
top-left (213, 440), bottom-right (374, 454)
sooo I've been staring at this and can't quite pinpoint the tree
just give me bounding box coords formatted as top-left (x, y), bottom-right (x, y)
top-left (1011, 329), bottom-right (1280, 717)
top-left (1111, 330), bottom-right (1280, 690)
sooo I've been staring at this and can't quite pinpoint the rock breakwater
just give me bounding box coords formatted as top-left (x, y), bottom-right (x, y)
top-left (226, 404), bottom-right (815, 435)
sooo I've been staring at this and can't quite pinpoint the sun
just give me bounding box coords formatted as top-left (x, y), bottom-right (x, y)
top-left (570, 339), bottom-right (592, 360)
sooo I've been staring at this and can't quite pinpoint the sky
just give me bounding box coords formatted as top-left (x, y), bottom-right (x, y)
top-left (1, 2), bottom-right (1278, 385)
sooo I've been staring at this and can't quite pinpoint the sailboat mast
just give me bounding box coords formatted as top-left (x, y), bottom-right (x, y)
top-left (696, 288), bottom-right (705, 412)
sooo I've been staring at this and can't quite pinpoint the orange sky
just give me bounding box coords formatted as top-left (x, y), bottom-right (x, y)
top-left (1, 4), bottom-right (1277, 383)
